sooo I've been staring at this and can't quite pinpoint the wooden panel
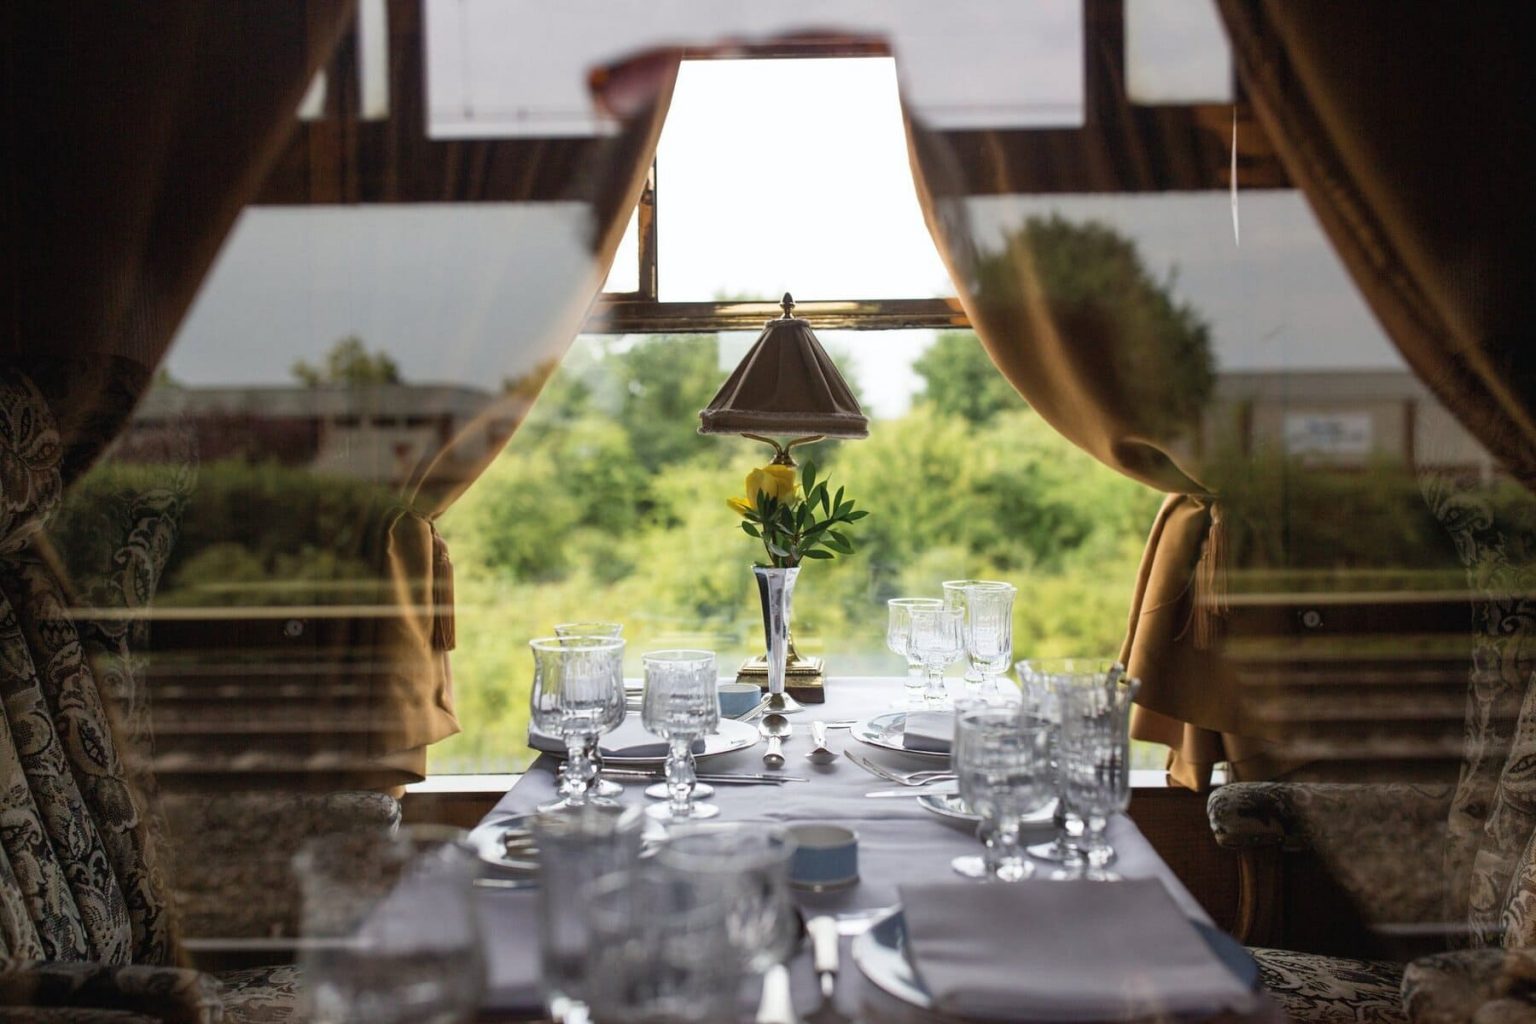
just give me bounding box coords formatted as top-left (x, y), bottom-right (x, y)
top-left (1128, 785), bottom-right (1240, 934)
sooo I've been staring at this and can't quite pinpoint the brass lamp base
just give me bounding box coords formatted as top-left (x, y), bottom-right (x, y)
top-left (736, 652), bottom-right (826, 704)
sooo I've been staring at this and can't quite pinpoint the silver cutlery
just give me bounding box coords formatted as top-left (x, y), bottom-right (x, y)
top-left (806, 720), bottom-right (837, 763)
top-left (738, 695), bottom-right (774, 722)
top-left (845, 749), bottom-right (954, 786)
top-left (761, 713), bottom-right (791, 768)
top-left (865, 782), bottom-right (959, 798)
top-left (600, 768), bottom-right (806, 785)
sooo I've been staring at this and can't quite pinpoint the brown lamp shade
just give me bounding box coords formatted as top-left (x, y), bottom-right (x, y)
top-left (698, 297), bottom-right (869, 439)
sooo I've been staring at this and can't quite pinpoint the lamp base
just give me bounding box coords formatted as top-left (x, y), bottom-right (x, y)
top-left (736, 653), bottom-right (826, 704)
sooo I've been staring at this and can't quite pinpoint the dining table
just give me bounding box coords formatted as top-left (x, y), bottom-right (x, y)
top-left (468, 676), bottom-right (1261, 1023)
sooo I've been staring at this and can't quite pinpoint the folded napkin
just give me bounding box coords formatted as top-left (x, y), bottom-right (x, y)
top-left (528, 716), bottom-right (704, 759)
top-left (902, 711), bottom-right (955, 753)
top-left (898, 879), bottom-right (1255, 1021)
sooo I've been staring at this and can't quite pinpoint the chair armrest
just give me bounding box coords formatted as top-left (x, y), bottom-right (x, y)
top-left (1403, 948), bottom-right (1536, 1024)
top-left (0, 961), bottom-right (222, 1024)
top-left (1208, 781), bottom-right (1452, 851)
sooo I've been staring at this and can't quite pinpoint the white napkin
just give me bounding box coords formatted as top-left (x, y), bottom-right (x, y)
top-left (528, 717), bottom-right (704, 758)
top-left (901, 711), bottom-right (955, 753)
top-left (897, 879), bottom-right (1255, 1021)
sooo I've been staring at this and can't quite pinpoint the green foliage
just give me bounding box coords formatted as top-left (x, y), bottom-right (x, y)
top-left (292, 335), bottom-right (401, 387)
top-left (734, 461), bottom-right (868, 568)
top-left (972, 215), bottom-right (1215, 441)
top-left (912, 330), bottom-right (1028, 425)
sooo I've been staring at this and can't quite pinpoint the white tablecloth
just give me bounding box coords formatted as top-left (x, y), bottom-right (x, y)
top-left (471, 676), bottom-right (1217, 1021)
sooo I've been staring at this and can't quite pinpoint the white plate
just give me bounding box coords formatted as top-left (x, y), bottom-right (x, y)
top-left (916, 794), bottom-right (1059, 828)
top-left (531, 717), bottom-right (760, 767)
top-left (850, 711), bottom-right (950, 761)
top-left (853, 908), bottom-right (1259, 1021)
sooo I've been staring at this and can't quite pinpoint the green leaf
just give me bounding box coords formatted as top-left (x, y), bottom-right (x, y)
top-left (802, 548), bottom-right (834, 559)
top-left (833, 485), bottom-right (844, 511)
top-left (845, 509), bottom-right (869, 521)
top-left (829, 530), bottom-right (851, 549)
top-left (768, 542), bottom-right (791, 559)
top-left (741, 522), bottom-right (761, 538)
top-left (835, 501), bottom-right (854, 518)
top-left (803, 461), bottom-right (817, 493)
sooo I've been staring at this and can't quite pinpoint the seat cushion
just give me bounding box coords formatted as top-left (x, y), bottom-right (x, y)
top-left (1251, 947), bottom-right (1407, 1024)
top-left (215, 964), bottom-right (302, 1024)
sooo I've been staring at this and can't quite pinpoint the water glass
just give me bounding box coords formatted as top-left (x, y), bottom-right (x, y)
top-left (653, 823), bottom-right (800, 975)
top-left (1016, 658), bottom-right (1123, 864)
top-left (295, 826), bottom-right (484, 1024)
top-left (960, 582), bottom-right (1016, 704)
top-left (532, 804), bottom-right (646, 1020)
top-left (1057, 675), bottom-right (1141, 880)
top-left (529, 635), bottom-right (626, 810)
top-left (908, 605), bottom-right (965, 708)
top-left (552, 622), bottom-right (626, 799)
top-left (950, 707), bottom-right (1054, 881)
top-left (640, 649), bottom-right (720, 821)
top-left (582, 868), bottom-right (743, 1024)
top-left (886, 597), bottom-right (943, 708)
top-left (942, 579), bottom-right (991, 690)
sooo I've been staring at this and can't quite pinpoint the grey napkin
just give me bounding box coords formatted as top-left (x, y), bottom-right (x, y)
top-left (902, 711), bottom-right (954, 753)
top-left (898, 879), bottom-right (1255, 1021)
top-left (528, 716), bottom-right (704, 758)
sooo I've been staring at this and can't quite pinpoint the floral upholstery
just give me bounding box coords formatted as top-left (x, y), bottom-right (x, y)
top-left (160, 790), bottom-right (400, 939)
top-left (1400, 950), bottom-right (1508, 1024)
top-left (216, 964), bottom-right (302, 1024)
top-left (1208, 782), bottom-right (1453, 926)
top-left (1250, 947), bottom-right (1407, 1024)
top-left (0, 960), bottom-right (222, 1024)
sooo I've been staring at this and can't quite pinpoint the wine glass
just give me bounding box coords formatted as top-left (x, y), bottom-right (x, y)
top-left (907, 606), bottom-right (964, 709)
top-left (639, 650), bottom-right (721, 821)
top-left (942, 579), bottom-right (990, 693)
top-left (887, 597), bottom-right (943, 708)
top-left (950, 707), bottom-right (1054, 881)
top-left (1057, 674), bottom-right (1141, 880)
top-left (1016, 658), bottom-right (1123, 865)
top-left (528, 635), bottom-right (625, 811)
top-left (582, 867), bottom-right (743, 1024)
top-left (553, 622), bottom-right (626, 800)
top-left (959, 582), bottom-right (1016, 704)
top-left (654, 824), bottom-right (800, 981)
top-left (295, 826), bottom-right (485, 1024)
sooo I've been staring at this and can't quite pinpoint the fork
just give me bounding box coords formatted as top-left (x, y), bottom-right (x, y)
top-left (845, 750), bottom-right (955, 786)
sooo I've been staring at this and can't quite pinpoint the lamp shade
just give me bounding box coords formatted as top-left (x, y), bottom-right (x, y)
top-left (698, 295), bottom-right (869, 439)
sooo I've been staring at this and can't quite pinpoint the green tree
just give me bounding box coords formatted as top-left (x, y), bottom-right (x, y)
top-left (972, 214), bottom-right (1215, 440)
top-left (912, 330), bottom-right (1027, 425)
top-left (291, 335), bottom-right (401, 387)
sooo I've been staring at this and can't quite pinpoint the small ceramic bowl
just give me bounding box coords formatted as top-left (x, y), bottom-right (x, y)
top-left (786, 823), bottom-right (859, 892)
top-left (717, 682), bottom-right (762, 718)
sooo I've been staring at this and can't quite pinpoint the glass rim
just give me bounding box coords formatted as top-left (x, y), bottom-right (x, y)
top-left (887, 597), bottom-right (943, 608)
top-left (941, 578), bottom-right (1005, 589)
top-left (553, 621), bottom-right (624, 637)
top-left (529, 635), bottom-right (625, 652)
top-left (960, 581), bottom-right (1015, 594)
top-left (908, 605), bottom-right (963, 620)
top-left (1015, 657), bottom-right (1123, 677)
top-left (642, 648), bottom-right (717, 664)
top-left (654, 822), bottom-right (797, 871)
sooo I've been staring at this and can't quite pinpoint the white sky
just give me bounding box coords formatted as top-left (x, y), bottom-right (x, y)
top-left (169, 56), bottom-right (1402, 419)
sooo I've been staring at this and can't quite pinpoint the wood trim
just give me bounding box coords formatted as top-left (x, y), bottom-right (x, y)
top-left (1231, 847), bottom-right (1284, 946)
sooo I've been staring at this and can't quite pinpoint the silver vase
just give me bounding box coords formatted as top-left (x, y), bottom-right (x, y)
top-left (753, 565), bottom-right (804, 713)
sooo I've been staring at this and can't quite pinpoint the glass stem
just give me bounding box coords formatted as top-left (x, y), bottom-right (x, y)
top-left (923, 662), bottom-right (947, 707)
top-left (977, 820), bottom-right (999, 873)
top-left (993, 821), bottom-right (1022, 880)
top-left (1060, 813), bottom-right (1088, 874)
top-left (584, 734), bottom-right (607, 791)
top-left (904, 661), bottom-right (925, 705)
top-left (564, 735), bottom-right (593, 804)
top-left (667, 738), bottom-right (696, 817)
top-left (1085, 815), bottom-right (1112, 866)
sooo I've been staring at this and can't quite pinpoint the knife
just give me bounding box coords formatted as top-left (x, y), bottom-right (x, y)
top-left (806, 915), bottom-right (840, 999)
top-left (864, 783), bottom-right (959, 798)
top-left (602, 768), bottom-right (808, 784)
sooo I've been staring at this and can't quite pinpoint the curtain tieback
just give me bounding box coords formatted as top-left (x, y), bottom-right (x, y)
top-left (1193, 499), bottom-right (1228, 649)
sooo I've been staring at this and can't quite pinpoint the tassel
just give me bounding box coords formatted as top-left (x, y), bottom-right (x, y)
top-left (1193, 500), bottom-right (1228, 649)
top-left (430, 523), bottom-right (456, 652)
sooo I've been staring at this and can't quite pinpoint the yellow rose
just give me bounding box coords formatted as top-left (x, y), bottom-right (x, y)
top-left (745, 464), bottom-right (799, 504)
top-left (726, 496), bottom-right (753, 517)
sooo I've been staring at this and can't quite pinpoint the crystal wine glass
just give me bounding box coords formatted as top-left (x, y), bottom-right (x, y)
top-left (553, 622), bottom-right (626, 800)
top-left (1057, 674), bottom-right (1140, 880)
top-left (950, 707), bottom-right (1054, 881)
top-left (942, 579), bottom-right (990, 693)
top-left (1016, 658), bottom-right (1123, 864)
top-left (907, 605), bottom-right (964, 709)
top-left (639, 650), bottom-right (721, 821)
top-left (960, 582), bottom-right (1016, 705)
top-left (529, 635), bottom-right (626, 811)
top-left (887, 597), bottom-right (943, 708)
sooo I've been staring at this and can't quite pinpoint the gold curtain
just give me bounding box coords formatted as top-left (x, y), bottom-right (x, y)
top-left (362, 56), bottom-right (680, 779)
top-left (900, 123), bottom-right (1284, 792)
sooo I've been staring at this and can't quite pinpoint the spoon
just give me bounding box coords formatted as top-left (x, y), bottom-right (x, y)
top-left (806, 720), bottom-right (837, 763)
top-left (760, 713), bottom-right (791, 768)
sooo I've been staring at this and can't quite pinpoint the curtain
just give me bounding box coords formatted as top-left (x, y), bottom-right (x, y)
top-left (1217, 0), bottom-right (1536, 939)
top-left (900, 118), bottom-right (1285, 794)
top-left (356, 54), bottom-right (679, 781)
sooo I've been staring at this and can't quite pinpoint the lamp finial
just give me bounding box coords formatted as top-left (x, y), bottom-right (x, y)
top-left (780, 292), bottom-right (795, 319)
